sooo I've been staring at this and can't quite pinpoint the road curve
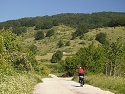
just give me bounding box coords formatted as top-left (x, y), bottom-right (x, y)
top-left (32, 74), bottom-right (114, 94)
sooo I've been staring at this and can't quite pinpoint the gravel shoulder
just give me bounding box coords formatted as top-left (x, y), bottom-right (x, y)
top-left (32, 74), bottom-right (114, 94)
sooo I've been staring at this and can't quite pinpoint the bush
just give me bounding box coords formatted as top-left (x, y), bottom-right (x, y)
top-left (46, 29), bottom-right (54, 37)
top-left (61, 56), bottom-right (80, 76)
top-left (51, 50), bottom-right (63, 63)
top-left (13, 27), bottom-right (27, 35)
top-left (95, 32), bottom-right (107, 44)
top-left (65, 41), bottom-right (70, 46)
top-left (28, 45), bottom-right (38, 54)
top-left (57, 40), bottom-right (64, 48)
top-left (41, 22), bottom-right (53, 29)
top-left (35, 31), bottom-right (44, 40)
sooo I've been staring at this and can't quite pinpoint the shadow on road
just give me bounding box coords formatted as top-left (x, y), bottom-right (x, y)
top-left (71, 85), bottom-right (83, 87)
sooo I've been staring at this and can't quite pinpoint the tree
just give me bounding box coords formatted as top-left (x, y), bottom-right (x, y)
top-left (0, 28), bottom-right (37, 71)
top-left (41, 22), bottom-right (53, 29)
top-left (76, 43), bottom-right (105, 73)
top-left (63, 56), bottom-right (80, 76)
top-left (53, 20), bottom-right (59, 26)
top-left (35, 31), bottom-right (44, 40)
top-left (34, 23), bottom-right (43, 30)
top-left (65, 41), bottom-right (70, 46)
top-left (28, 45), bottom-right (37, 54)
top-left (13, 27), bottom-right (27, 35)
top-left (95, 32), bottom-right (107, 44)
top-left (0, 36), bottom-right (4, 54)
top-left (103, 39), bottom-right (125, 77)
top-left (71, 24), bottom-right (88, 39)
top-left (51, 50), bottom-right (63, 63)
top-left (57, 40), bottom-right (64, 48)
top-left (1, 28), bottom-right (18, 52)
top-left (46, 29), bottom-right (54, 37)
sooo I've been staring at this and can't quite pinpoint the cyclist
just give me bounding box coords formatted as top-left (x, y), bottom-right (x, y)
top-left (78, 67), bottom-right (84, 85)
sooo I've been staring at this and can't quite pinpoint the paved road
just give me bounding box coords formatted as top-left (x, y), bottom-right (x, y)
top-left (32, 74), bottom-right (114, 94)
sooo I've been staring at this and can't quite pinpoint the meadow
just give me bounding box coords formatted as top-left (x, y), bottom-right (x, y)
top-left (86, 74), bottom-right (125, 94)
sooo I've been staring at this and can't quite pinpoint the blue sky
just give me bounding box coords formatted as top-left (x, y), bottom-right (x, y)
top-left (0, 0), bottom-right (125, 22)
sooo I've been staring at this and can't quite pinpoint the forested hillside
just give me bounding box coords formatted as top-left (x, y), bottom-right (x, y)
top-left (0, 12), bottom-right (125, 34)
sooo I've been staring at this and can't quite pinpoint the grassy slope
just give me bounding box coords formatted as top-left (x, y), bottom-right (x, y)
top-left (17, 25), bottom-right (125, 61)
top-left (86, 74), bottom-right (125, 94)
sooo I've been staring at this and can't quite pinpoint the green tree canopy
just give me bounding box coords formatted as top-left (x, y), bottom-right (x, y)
top-left (95, 32), bottom-right (107, 44)
top-left (57, 40), bottom-right (64, 48)
top-left (46, 29), bottom-right (55, 37)
top-left (51, 50), bottom-right (63, 63)
top-left (35, 31), bottom-right (44, 40)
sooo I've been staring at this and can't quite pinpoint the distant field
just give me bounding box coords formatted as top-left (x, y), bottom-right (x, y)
top-left (35, 53), bottom-right (53, 60)
top-left (35, 52), bottom-right (74, 61)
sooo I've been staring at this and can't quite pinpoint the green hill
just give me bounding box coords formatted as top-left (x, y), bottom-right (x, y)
top-left (1, 12), bottom-right (125, 94)
top-left (16, 24), bottom-right (125, 61)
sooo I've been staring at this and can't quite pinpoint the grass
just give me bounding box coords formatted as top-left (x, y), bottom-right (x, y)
top-left (86, 74), bottom-right (125, 94)
top-left (72, 73), bottom-right (125, 94)
top-left (0, 72), bottom-right (42, 94)
top-left (17, 25), bottom-right (125, 56)
top-left (0, 62), bottom-right (43, 94)
top-left (35, 53), bottom-right (53, 60)
top-left (89, 26), bottom-right (125, 42)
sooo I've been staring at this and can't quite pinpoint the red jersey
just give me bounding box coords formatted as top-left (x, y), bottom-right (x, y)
top-left (79, 68), bottom-right (84, 74)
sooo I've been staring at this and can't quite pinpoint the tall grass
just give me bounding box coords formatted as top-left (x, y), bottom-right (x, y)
top-left (0, 62), bottom-right (42, 94)
top-left (0, 72), bottom-right (41, 94)
top-left (0, 71), bottom-right (41, 94)
top-left (86, 74), bottom-right (125, 94)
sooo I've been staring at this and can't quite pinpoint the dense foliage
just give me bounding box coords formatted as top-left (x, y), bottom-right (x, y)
top-left (71, 24), bottom-right (89, 39)
top-left (51, 50), bottom-right (63, 63)
top-left (0, 28), bottom-right (48, 94)
top-left (62, 40), bottom-right (125, 77)
top-left (95, 32), bottom-right (107, 44)
top-left (1, 12), bottom-right (125, 35)
top-left (0, 28), bottom-right (48, 72)
top-left (35, 30), bottom-right (44, 40)
top-left (57, 40), bottom-right (64, 48)
top-left (28, 45), bottom-right (38, 54)
top-left (46, 29), bottom-right (55, 37)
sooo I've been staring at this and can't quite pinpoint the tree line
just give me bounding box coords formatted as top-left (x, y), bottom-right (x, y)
top-left (0, 12), bottom-right (125, 35)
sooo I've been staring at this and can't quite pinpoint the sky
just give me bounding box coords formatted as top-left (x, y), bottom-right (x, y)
top-left (0, 0), bottom-right (125, 22)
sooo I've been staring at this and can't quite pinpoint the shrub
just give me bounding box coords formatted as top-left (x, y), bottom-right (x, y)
top-left (46, 29), bottom-right (54, 37)
top-left (65, 41), bottom-right (70, 46)
top-left (51, 50), bottom-right (63, 63)
top-left (28, 45), bottom-right (38, 54)
top-left (35, 31), bottom-right (44, 40)
top-left (57, 40), bottom-right (64, 48)
top-left (95, 32), bottom-right (107, 44)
